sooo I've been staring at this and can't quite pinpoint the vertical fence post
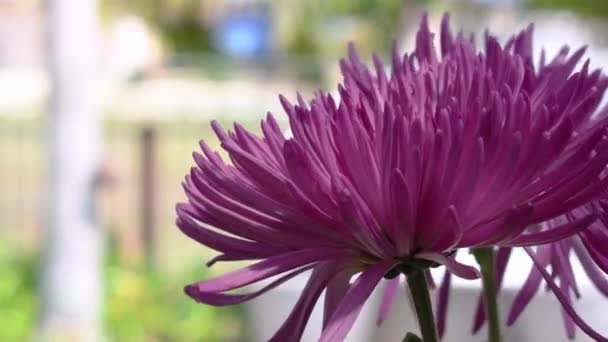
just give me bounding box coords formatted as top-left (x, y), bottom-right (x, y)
top-left (41, 0), bottom-right (103, 338)
top-left (140, 126), bottom-right (157, 270)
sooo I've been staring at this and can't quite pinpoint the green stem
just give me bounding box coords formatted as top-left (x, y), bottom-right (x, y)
top-left (403, 332), bottom-right (423, 342)
top-left (473, 247), bottom-right (502, 342)
top-left (406, 270), bottom-right (439, 342)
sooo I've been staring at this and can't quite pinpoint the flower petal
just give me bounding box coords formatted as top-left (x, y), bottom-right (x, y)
top-left (416, 252), bottom-right (480, 280)
top-left (320, 260), bottom-right (398, 342)
top-left (580, 233), bottom-right (608, 274)
top-left (323, 270), bottom-right (354, 329)
top-left (185, 248), bottom-right (349, 296)
top-left (176, 204), bottom-right (277, 258)
top-left (269, 261), bottom-right (343, 342)
top-left (500, 215), bottom-right (596, 247)
top-left (507, 246), bottom-right (549, 326)
top-left (185, 265), bottom-right (314, 306)
top-left (377, 277), bottom-right (400, 326)
top-left (523, 246), bottom-right (608, 341)
top-left (573, 239), bottom-right (608, 296)
top-left (437, 270), bottom-right (451, 338)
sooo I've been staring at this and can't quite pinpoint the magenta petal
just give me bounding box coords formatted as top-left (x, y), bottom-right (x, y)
top-left (414, 13), bottom-right (438, 63)
top-left (436, 270), bottom-right (451, 338)
top-left (460, 205), bottom-right (534, 247)
top-left (553, 241), bottom-right (580, 299)
top-left (580, 233), bottom-right (608, 274)
top-left (186, 248), bottom-right (348, 295)
top-left (323, 270), bottom-right (354, 329)
top-left (573, 239), bottom-right (608, 296)
top-left (269, 261), bottom-right (342, 342)
top-left (377, 277), bottom-right (400, 326)
top-left (559, 279), bottom-right (577, 340)
top-left (416, 252), bottom-right (480, 280)
top-left (472, 293), bottom-right (486, 334)
top-left (507, 246), bottom-right (549, 325)
top-left (185, 264), bottom-right (314, 306)
top-left (500, 215), bottom-right (596, 247)
top-left (176, 205), bottom-right (274, 258)
top-left (440, 14), bottom-right (454, 57)
top-left (320, 260), bottom-right (398, 342)
top-left (524, 247), bottom-right (608, 341)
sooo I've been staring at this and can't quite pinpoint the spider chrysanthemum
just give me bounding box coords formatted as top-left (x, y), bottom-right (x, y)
top-left (177, 14), bottom-right (608, 341)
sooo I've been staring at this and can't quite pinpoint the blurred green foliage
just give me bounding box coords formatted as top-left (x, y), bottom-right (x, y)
top-left (529, 0), bottom-right (608, 17)
top-left (0, 242), bottom-right (37, 342)
top-left (160, 17), bottom-right (214, 54)
top-left (102, 0), bottom-right (213, 53)
top-left (287, 0), bottom-right (410, 55)
top-left (100, 0), bottom-right (423, 56)
top-left (104, 237), bottom-right (243, 342)
top-left (0, 236), bottom-right (243, 342)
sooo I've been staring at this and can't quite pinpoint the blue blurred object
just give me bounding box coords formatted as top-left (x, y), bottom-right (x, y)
top-left (213, 4), bottom-right (271, 60)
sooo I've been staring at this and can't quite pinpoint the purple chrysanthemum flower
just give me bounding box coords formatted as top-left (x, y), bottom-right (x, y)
top-left (177, 14), bottom-right (608, 341)
top-left (377, 16), bottom-right (608, 342)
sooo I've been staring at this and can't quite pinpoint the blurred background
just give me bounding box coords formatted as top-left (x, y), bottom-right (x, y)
top-left (1, 0), bottom-right (607, 341)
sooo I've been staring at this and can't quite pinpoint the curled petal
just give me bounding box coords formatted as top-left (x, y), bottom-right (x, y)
top-left (416, 252), bottom-right (480, 280)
